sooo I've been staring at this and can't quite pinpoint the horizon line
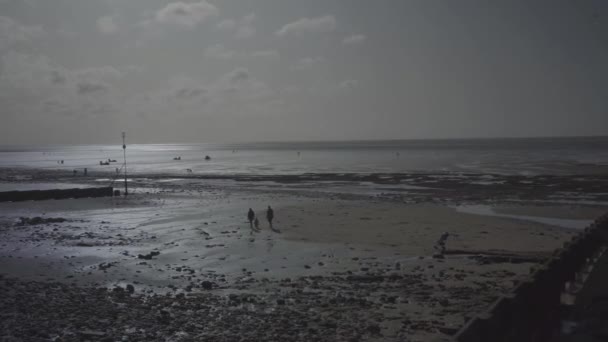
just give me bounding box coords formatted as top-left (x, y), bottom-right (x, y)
top-left (1, 134), bottom-right (607, 147)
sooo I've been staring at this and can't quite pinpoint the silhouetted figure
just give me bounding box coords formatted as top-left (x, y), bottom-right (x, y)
top-left (254, 217), bottom-right (260, 230)
top-left (84, 168), bottom-right (88, 176)
top-left (247, 208), bottom-right (255, 229)
top-left (266, 206), bottom-right (274, 229)
top-left (436, 232), bottom-right (450, 254)
top-left (60, 160), bottom-right (64, 164)
top-left (73, 169), bottom-right (77, 176)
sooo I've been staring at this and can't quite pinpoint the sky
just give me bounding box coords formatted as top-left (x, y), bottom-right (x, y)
top-left (0, 0), bottom-right (607, 144)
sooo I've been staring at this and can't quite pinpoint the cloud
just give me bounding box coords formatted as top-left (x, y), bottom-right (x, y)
top-left (0, 16), bottom-right (44, 51)
top-left (154, 1), bottom-right (218, 29)
top-left (291, 57), bottom-right (324, 70)
top-left (339, 79), bottom-right (359, 89)
top-left (235, 13), bottom-right (256, 39)
top-left (217, 19), bottom-right (236, 31)
top-left (223, 67), bottom-right (250, 85)
top-left (251, 50), bottom-right (280, 59)
top-left (50, 70), bottom-right (66, 84)
top-left (342, 34), bottom-right (366, 45)
top-left (275, 15), bottom-right (336, 37)
top-left (74, 66), bottom-right (123, 82)
top-left (204, 44), bottom-right (235, 60)
top-left (217, 13), bottom-right (255, 39)
top-left (97, 16), bottom-right (118, 34)
top-left (77, 81), bottom-right (109, 95)
top-left (169, 77), bottom-right (207, 101)
top-left (175, 86), bottom-right (206, 100)
top-left (134, 69), bottom-right (276, 120)
top-left (0, 52), bottom-right (127, 119)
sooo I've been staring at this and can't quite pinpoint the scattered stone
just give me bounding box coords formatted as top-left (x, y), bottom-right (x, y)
top-left (137, 251), bottom-right (160, 260)
top-left (367, 324), bottom-right (381, 335)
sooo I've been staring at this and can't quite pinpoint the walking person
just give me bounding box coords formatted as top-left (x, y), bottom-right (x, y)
top-left (247, 208), bottom-right (255, 229)
top-left (266, 205), bottom-right (274, 229)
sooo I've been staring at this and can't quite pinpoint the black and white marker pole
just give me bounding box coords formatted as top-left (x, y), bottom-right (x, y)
top-left (122, 132), bottom-right (128, 196)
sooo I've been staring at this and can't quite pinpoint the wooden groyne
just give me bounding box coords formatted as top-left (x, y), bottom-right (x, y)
top-left (452, 213), bottom-right (608, 341)
top-left (0, 187), bottom-right (114, 202)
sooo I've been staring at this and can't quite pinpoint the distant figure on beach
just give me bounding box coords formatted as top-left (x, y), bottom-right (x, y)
top-left (254, 217), bottom-right (260, 230)
top-left (73, 169), bottom-right (77, 175)
top-left (247, 208), bottom-right (255, 228)
top-left (60, 160), bottom-right (64, 164)
top-left (266, 206), bottom-right (274, 229)
top-left (436, 232), bottom-right (450, 254)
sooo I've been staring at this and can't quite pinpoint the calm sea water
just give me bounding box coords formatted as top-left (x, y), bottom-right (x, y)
top-left (0, 137), bottom-right (607, 176)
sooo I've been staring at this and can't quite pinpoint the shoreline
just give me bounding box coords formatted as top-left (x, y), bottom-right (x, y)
top-left (1, 167), bottom-right (606, 341)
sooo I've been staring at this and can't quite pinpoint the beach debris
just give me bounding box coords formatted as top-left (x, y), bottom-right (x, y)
top-left (137, 251), bottom-right (160, 260)
top-left (366, 324), bottom-right (382, 335)
top-left (98, 262), bottom-right (118, 271)
top-left (16, 217), bottom-right (67, 226)
top-left (201, 281), bottom-right (214, 290)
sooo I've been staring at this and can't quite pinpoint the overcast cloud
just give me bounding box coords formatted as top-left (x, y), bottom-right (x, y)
top-left (0, 0), bottom-right (607, 144)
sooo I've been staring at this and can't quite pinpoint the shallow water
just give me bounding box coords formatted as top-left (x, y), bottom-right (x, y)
top-left (455, 204), bottom-right (592, 229)
top-left (1, 137), bottom-right (607, 176)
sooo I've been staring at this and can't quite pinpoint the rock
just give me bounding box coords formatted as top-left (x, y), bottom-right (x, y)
top-left (432, 254), bottom-right (445, 259)
top-left (346, 275), bottom-right (384, 282)
top-left (201, 281), bottom-right (213, 290)
top-left (79, 330), bottom-right (106, 337)
top-left (367, 324), bottom-right (381, 335)
top-left (138, 251), bottom-right (160, 260)
top-left (126, 284), bottom-right (135, 293)
top-left (276, 299), bottom-right (286, 305)
top-left (438, 326), bottom-right (459, 335)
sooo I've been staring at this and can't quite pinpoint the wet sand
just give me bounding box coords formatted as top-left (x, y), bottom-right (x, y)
top-left (1, 168), bottom-right (607, 341)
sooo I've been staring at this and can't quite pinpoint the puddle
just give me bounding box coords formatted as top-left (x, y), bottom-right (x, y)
top-left (455, 204), bottom-right (592, 229)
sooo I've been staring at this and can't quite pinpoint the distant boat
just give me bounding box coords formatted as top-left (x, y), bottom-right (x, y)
top-left (205, 155), bottom-right (211, 160)
top-left (173, 156), bottom-right (181, 161)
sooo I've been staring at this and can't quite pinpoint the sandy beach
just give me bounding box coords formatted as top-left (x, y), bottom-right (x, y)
top-left (1, 168), bottom-right (606, 341)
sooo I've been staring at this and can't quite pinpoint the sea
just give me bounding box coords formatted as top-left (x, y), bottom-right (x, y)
top-left (0, 136), bottom-right (607, 176)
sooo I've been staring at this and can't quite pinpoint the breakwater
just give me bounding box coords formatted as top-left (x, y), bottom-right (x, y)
top-left (452, 213), bottom-right (608, 341)
top-left (0, 187), bottom-right (114, 202)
